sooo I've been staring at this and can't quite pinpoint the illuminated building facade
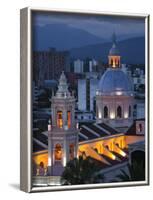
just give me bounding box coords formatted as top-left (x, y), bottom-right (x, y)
top-left (96, 34), bottom-right (134, 131)
top-left (32, 34), bottom-right (145, 186)
top-left (48, 71), bottom-right (78, 176)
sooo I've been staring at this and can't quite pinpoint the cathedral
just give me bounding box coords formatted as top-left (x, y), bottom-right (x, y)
top-left (32, 34), bottom-right (145, 186)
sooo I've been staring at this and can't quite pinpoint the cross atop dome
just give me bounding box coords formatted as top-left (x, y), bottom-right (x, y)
top-left (112, 32), bottom-right (117, 45)
top-left (109, 32), bottom-right (120, 56)
top-left (55, 71), bottom-right (70, 98)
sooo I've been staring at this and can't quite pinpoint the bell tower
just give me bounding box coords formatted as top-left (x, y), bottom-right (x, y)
top-left (48, 71), bottom-right (78, 176)
top-left (108, 33), bottom-right (121, 68)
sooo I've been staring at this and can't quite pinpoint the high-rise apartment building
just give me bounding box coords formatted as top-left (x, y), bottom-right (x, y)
top-left (33, 48), bottom-right (70, 86)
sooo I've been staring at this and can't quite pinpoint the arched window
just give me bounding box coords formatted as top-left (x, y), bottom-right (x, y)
top-left (39, 161), bottom-right (45, 176)
top-left (93, 99), bottom-right (96, 113)
top-left (117, 106), bottom-right (122, 118)
top-left (129, 105), bottom-right (131, 117)
top-left (115, 143), bottom-right (119, 147)
top-left (69, 144), bottom-right (74, 160)
top-left (105, 145), bottom-right (109, 150)
top-left (55, 144), bottom-right (62, 161)
top-left (67, 111), bottom-right (71, 128)
top-left (104, 106), bottom-right (108, 118)
top-left (96, 106), bottom-right (98, 117)
top-left (111, 59), bottom-right (113, 66)
top-left (139, 124), bottom-right (142, 132)
top-left (94, 148), bottom-right (98, 153)
top-left (57, 111), bottom-right (63, 128)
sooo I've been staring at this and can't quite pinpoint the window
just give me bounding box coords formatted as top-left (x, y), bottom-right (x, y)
top-left (96, 106), bottom-right (98, 117)
top-left (115, 143), bottom-right (119, 147)
top-left (57, 111), bottom-right (63, 128)
top-left (94, 148), bottom-right (98, 153)
top-left (69, 144), bottom-right (74, 160)
top-left (111, 59), bottom-right (113, 66)
top-left (55, 144), bottom-right (62, 161)
top-left (104, 106), bottom-right (108, 118)
top-left (134, 104), bottom-right (137, 109)
top-left (105, 145), bottom-right (109, 150)
top-left (39, 161), bottom-right (45, 176)
top-left (129, 105), bottom-right (131, 117)
top-left (138, 124), bottom-right (142, 132)
top-left (117, 106), bottom-right (122, 118)
top-left (67, 111), bottom-right (71, 128)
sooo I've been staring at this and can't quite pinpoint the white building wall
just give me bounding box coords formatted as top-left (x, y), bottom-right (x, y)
top-left (90, 79), bottom-right (98, 111)
top-left (96, 95), bottom-right (134, 128)
top-left (89, 59), bottom-right (97, 72)
top-left (78, 79), bottom-right (86, 111)
top-left (76, 112), bottom-right (93, 121)
top-left (74, 59), bottom-right (84, 73)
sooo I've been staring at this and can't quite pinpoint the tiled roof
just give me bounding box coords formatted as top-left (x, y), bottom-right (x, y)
top-left (79, 122), bottom-right (120, 142)
top-left (33, 122), bottom-right (121, 151)
top-left (34, 132), bottom-right (48, 145)
top-left (126, 122), bottom-right (136, 135)
top-left (33, 132), bottom-right (48, 152)
top-left (98, 123), bottom-right (119, 135)
top-left (87, 124), bottom-right (108, 137)
top-left (78, 134), bottom-right (87, 142)
top-left (33, 140), bottom-right (46, 152)
top-left (80, 127), bottom-right (97, 140)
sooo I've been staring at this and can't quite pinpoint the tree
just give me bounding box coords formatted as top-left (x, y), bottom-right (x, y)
top-left (61, 156), bottom-right (104, 185)
top-left (116, 160), bottom-right (145, 182)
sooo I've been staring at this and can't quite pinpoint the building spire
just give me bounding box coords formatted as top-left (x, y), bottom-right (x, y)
top-left (55, 71), bottom-right (70, 97)
top-left (112, 32), bottom-right (117, 45)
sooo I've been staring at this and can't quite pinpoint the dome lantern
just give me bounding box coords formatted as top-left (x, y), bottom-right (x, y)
top-left (108, 33), bottom-right (121, 68)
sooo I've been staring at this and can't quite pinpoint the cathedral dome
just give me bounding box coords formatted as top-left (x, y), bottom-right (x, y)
top-left (98, 68), bottom-right (133, 95)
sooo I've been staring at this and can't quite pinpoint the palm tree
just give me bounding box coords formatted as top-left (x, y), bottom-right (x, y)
top-left (116, 160), bottom-right (145, 182)
top-left (61, 156), bottom-right (104, 185)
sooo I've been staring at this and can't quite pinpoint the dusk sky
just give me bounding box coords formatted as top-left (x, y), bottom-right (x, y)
top-left (33, 12), bottom-right (145, 41)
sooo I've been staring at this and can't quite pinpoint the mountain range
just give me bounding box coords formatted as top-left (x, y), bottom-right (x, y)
top-left (33, 24), bottom-right (105, 50)
top-left (33, 24), bottom-right (145, 64)
top-left (70, 37), bottom-right (145, 64)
